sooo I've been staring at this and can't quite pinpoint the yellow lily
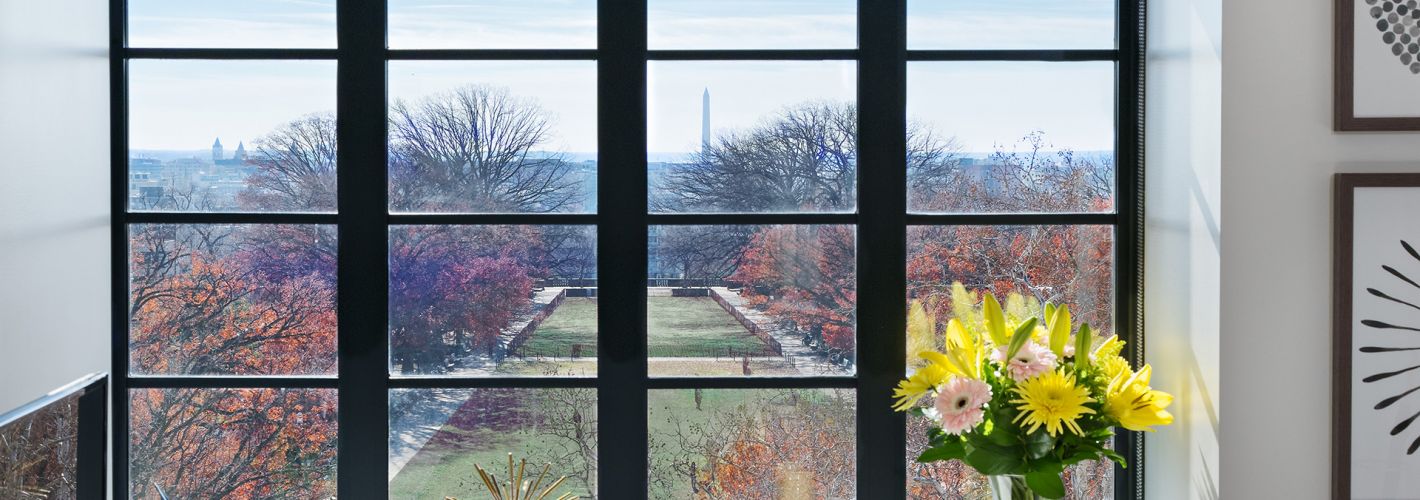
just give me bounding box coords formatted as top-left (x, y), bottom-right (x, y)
top-left (1104, 364), bottom-right (1175, 432)
top-left (892, 362), bottom-right (950, 411)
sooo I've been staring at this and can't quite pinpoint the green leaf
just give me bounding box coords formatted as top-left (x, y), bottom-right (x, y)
top-left (1101, 448), bottom-right (1129, 467)
top-left (917, 440), bottom-right (966, 463)
top-left (1026, 468), bottom-right (1067, 499)
top-left (983, 293), bottom-right (1008, 345)
top-left (1075, 324), bottom-right (1094, 368)
top-left (1048, 305), bottom-right (1071, 357)
top-left (965, 448), bottom-right (1022, 475)
top-left (1005, 317), bottom-right (1038, 360)
top-left (1025, 431), bottom-right (1056, 460)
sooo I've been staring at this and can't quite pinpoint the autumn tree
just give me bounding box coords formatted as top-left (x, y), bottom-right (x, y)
top-left (730, 225), bottom-right (856, 357)
top-left (389, 84), bottom-right (585, 213)
top-left (388, 225), bottom-right (548, 373)
top-left (648, 390), bottom-right (855, 499)
top-left (652, 225), bottom-right (748, 284)
top-left (128, 388), bottom-right (337, 499)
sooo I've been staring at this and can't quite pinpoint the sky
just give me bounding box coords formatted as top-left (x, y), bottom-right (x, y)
top-left (126, 0), bottom-right (1117, 154)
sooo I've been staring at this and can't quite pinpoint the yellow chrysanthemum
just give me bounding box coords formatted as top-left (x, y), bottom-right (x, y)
top-left (1010, 370), bottom-right (1095, 436)
top-left (1096, 354), bottom-right (1130, 381)
top-left (893, 362), bottom-right (950, 411)
top-left (1104, 364), bottom-right (1174, 432)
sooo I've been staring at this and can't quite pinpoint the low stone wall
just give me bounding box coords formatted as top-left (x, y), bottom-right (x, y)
top-left (505, 289), bottom-right (567, 353)
top-left (564, 287), bottom-right (597, 298)
top-left (670, 287), bottom-right (710, 297)
top-left (707, 288), bottom-right (783, 356)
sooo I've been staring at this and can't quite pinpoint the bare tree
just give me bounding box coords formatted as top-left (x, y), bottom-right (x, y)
top-left (389, 84), bottom-right (583, 213)
top-left (652, 225), bottom-right (750, 284)
top-left (239, 113), bottom-right (338, 212)
top-left (910, 131), bottom-right (1113, 213)
top-left (655, 101), bottom-right (958, 213)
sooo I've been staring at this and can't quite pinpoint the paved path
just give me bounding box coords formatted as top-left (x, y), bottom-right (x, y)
top-left (387, 388), bottom-right (469, 480)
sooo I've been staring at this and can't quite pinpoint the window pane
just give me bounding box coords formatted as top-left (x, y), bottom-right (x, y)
top-left (905, 224), bottom-right (1113, 497)
top-left (389, 388), bottom-right (597, 499)
top-left (648, 389), bottom-right (856, 498)
top-left (389, 225), bottom-right (597, 377)
top-left (127, 0), bottom-right (336, 48)
top-left (648, 225), bottom-right (855, 377)
top-left (907, 62), bottom-right (1115, 213)
top-left (648, 61), bottom-right (857, 213)
top-left (907, 0), bottom-right (1115, 50)
top-left (648, 0), bottom-right (856, 49)
top-left (128, 60), bottom-right (338, 212)
top-left (0, 392), bottom-right (80, 498)
top-left (389, 61), bottom-right (597, 213)
top-left (128, 388), bottom-right (337, 499)
top-left (128, 224), bottom-right (337, 376)
top-left (389, 0), bottom-right (596, 49)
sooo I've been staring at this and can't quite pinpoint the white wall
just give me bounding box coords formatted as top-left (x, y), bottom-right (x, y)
top-left (0, 0), bottom-right (110, 412)
top-left (1221, 0), bottom-right (1420, 498)
top-left (1145, 0), bottom-right (1221, 498)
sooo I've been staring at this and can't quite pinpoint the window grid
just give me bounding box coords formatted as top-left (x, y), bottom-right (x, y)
top-left (108, 0), bottom-right (1146, 498)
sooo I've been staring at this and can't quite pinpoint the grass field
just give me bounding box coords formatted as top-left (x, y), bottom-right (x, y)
top-left (514, 296), bottom-right (775, 359)
top-left (517, 297), bottom-right (598, 357)
top-left (390, 389), bottom-right (852, 499)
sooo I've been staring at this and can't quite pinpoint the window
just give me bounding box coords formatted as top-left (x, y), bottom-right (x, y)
top-left (112, 1), bottom-right (1144, 498)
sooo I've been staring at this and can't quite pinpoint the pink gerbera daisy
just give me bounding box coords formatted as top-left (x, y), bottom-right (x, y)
top-left (929, 376), bottom-right (993, 434)
top-left (992, 340), bottom-right (1058, 382)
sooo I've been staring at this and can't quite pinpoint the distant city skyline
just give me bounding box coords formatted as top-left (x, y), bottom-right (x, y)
top-left (126, 0), bottom-right (1116, 153)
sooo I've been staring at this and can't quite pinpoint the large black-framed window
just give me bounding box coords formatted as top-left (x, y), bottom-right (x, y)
top-left (109, 0), bottom-right (1145, 498)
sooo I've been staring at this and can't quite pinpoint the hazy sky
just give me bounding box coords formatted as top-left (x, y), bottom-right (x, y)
top-left (127, 0), bottom-right (1117, 154)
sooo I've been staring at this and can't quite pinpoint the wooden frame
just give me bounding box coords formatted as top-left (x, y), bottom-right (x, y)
top-left (1335, 0), bottom-right (1420, 130)
top-left (1334, 174), bottom-right (1420, 499)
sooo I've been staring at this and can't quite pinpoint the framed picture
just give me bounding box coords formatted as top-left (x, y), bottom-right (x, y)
top-left (1335, 174), bottom-right (1420, 499)
top-left (1335, 0), bottom-right (1420, 130)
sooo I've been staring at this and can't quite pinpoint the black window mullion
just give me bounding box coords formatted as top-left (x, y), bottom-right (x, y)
top-left (107, 0), bottom-right (129, 496)
top-left (336, 0), bottom-right (388, 499)
top-left (857, 0), bottom-right (909, 498)
top-left (597, 0), bottom-right (650, 498)
top-left (1114, 0), bottom-right (1148, 498)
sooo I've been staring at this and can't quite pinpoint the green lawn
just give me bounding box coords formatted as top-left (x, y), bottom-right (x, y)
top-left (647, 296), bottom-right (774, 357)
top-left (517, 297), bottom-right (598, 357)
top-left (514, 296), bottom-right (774, 359)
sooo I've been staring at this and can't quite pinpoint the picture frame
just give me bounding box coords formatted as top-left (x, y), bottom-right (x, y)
top-left (1334, 174), bottom-right (1420, 499)
top-left (1335, 0), bottom-right (1420, 131)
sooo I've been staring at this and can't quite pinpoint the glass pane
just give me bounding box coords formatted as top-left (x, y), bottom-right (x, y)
top-left (907, 62), bottom-right (1116, 213)
top-left (0, 392), bottom-right (80, 498)
top-left (905, 224), bottom-right (1114, 497)
top-left (389, 61), bottom-right (597, 213)
top-left (648, 389), bottom-right (856, 498)
top-left (906, 0), bottom-right (1116, 50)
top-left (389, 388), bottom-right (597, 499)
top-left (389, 225), bottom-right (597, 377)
top-left (128, 388), bottom-right (337, 499)
top-left (648, 61), bottom-right (857, 213)
top-left (128, 224), bottom-right (337, 376)
top-left (648, 0), bottom-right (856, 49)
top-left (128, 60), bottom-right (338, 212)
top-left (127, 0), bottom-right (337, 48)
top-left (648, 225), bottom-right (855, 377)
top-left (389, 0), bottom-right (596, 49)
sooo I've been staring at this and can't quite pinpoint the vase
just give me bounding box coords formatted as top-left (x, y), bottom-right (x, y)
top-left (986, 475), bottom-right (1045, 500)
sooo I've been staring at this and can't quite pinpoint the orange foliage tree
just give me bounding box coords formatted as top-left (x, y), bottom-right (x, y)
top-left (730, 225), bottom-right (857, 357)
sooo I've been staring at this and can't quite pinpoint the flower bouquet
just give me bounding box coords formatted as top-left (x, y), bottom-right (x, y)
top-left (895, 285), bottom-right (1173, 499)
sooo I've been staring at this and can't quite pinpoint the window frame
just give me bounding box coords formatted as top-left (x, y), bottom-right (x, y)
top-left (108, 1), bottom-right (1146, 498)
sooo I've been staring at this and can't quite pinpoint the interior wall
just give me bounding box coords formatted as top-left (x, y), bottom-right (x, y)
top-left (1144, 0), bottom-right (1221, 498)
top-left (0, 0), bottom-right (110, 412)
top-left (1221, 0), bottom-right (1420, 497)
